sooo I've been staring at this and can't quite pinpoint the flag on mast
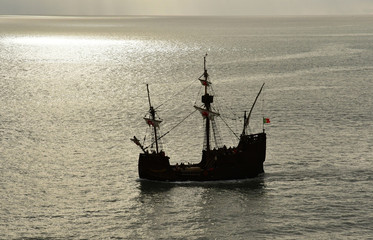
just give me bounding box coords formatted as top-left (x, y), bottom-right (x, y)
top-left (263, 118), bottom-right (270, 124)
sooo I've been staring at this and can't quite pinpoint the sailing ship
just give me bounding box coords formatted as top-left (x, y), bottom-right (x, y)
top-left (131, 55), bottom-right (267, 181)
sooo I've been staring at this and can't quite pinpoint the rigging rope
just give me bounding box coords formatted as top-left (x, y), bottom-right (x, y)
top-left (211, 119), bottom-right (223, 148)
top-left (218, 115), bottom-right (240, 141)
top-left (208, 85), bottom-right (241, 142)
top-left (194, 86), bottom-right (203, 105)
top-left (210, 84), bottom-right (240, 121)
top-left (145, 109), bottom-right (198, 149)
top-left (155, 79), bottom-right (196, 110)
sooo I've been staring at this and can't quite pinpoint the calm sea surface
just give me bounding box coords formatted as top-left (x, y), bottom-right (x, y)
top-left (1, 15), bottom-right (372, 239)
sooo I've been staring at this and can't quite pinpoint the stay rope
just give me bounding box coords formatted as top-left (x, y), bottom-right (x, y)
top-left (155, 79), bottom-right (196, 110)
top-left (145, 109), bottom-right (198, 149)
top-left (218, 115), bottom-right (240, 141)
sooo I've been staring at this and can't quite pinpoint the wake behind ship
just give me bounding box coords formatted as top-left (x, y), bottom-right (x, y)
top-left (131, 55), bottom-right (268, 181)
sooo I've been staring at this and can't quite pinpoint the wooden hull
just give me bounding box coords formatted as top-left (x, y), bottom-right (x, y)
top-left (138, 132), bottom-right (266, 182)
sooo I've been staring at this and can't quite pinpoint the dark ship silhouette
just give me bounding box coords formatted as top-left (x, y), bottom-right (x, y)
top-left (131, 55), bottom-right (268, 181)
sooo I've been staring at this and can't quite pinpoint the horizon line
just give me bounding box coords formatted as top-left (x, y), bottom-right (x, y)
top-left (1, 13), bottom-right (373, 18)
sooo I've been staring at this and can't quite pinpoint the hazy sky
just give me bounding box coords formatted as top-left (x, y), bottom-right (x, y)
top-left (1, 0), bottom-right (373, 16)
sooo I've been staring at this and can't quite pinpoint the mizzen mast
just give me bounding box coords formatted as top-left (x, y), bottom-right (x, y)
top-left (242, 83), bottom-right (265, 136)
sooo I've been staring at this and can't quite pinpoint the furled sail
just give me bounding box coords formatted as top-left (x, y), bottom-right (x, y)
top-left (144, 117), bottom-right (162, 128)
top-left (194, 106), bottom-right (220, 120)
top-left (199, 79), bottom-right (211, 86)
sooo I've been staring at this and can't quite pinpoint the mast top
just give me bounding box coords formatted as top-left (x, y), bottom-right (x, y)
top-left (199, 53), bottom-right (211, 89)
top-left (146, 84), bottom-right (153, 110)
top-left (204, 53), bottom-right (207, 70)
top-left (203, 53), bottom-right (208, 80)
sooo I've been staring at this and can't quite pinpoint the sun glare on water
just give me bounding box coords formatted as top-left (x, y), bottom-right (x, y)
top-left (4, 35), bottom-right (138, 46)
top-left (1, 35), bottom-right (150, 63)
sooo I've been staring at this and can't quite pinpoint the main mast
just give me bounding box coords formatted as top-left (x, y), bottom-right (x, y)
top-left (199, 54), bottom-right (214, 151)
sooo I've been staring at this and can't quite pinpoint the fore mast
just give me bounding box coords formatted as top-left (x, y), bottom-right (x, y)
top-left (144, 84), bottom-right (162, 153)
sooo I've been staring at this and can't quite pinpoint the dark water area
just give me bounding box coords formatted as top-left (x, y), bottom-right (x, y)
top-left (1, 15), bottom-right (372, 239)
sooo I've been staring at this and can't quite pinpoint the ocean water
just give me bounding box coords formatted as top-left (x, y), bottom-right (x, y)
top-left (1, 15), bottom-right (372, 239)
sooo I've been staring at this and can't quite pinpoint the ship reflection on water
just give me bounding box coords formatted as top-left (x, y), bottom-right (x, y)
top-left (137, 175), bottom-right (266, 193)
top-left (134, 176), bottom-right (268, 239)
